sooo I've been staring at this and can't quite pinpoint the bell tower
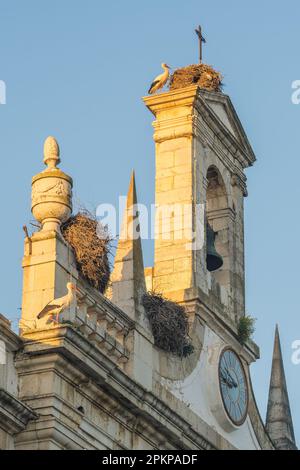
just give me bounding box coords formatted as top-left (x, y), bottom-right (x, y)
top-left (143, 83), bottom-right (255, 325)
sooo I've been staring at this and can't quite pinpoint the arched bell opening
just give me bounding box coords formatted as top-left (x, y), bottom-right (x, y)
top-left (206, 166), bottom-right (231, 291)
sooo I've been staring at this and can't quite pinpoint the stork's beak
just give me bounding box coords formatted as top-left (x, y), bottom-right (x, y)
top-left (166, 64), bottom-right (171, 69)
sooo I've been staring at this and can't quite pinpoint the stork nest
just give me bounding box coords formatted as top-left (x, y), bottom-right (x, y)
top-left (169, 64), bottom-right (223, 92)
top-left (142, 292), bottom-right (194, 358)
top-left (61, 211), bottom-right (111, 293)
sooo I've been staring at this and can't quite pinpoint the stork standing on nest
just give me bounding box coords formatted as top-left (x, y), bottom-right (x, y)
top-left (37, 282), bottom-right (78, 324)
top-left (148, 63), bottom-right (171, 94)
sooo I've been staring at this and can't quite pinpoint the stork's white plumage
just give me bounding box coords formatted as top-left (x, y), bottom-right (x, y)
top-left (37, 282), bottom-right (78, 324)
top-left (148, 63), bottom-right (170, 94)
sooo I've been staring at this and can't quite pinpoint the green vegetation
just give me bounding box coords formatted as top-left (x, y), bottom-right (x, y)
top-left (238, 315), bottom-right (256, 344)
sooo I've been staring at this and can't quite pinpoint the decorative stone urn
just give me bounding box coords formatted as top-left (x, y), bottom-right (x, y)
top-left (31, 136), bottom-right (73, 231)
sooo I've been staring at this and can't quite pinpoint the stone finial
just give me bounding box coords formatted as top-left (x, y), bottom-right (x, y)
top-left (43, 136), bottom-right (61, 169)
top-left (266, 325), bottom-right (297, 450)
top-left (31, 137), bottom-right (73, 232)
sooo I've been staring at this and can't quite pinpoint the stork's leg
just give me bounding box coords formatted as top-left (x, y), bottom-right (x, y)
top-left (47, 314), bottom-right (56, 325)
top-left (56, 307), bottom-right (63, 324)
top-left (49, 311), bottom-right (60, 324)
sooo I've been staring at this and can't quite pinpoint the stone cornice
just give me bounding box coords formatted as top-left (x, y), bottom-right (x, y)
top-left (207, 207), bottom-right (236, 223)
top-left (17, 325), bottom-right (235, 450)
top-left (0, 388), bottom-right (38, 434)
top-left (143, 87), bottom-right (197, 145)
top-left (0, 314), bottom-right (23, 352)
top-left (143, 86), bottom-right (256, 174)
top-left (143, 86), bottom-right (198, 114)
top-left (193, 90), bottom-right (255, 169)
top-left (165, 286), bottom-right (259, 364)
top-left (199, 89), bottom-right (256, 164)
top-left (77, 279), bottom-right (135, 332)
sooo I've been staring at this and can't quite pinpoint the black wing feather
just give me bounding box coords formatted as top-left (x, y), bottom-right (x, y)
top-left (148, 80), bottom-right (159, 94)
top-left (37, 302), bottom-right (61, 319)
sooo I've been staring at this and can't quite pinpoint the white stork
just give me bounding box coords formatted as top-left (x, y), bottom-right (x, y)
top-left (37, 282), bottom-right (78, 324)
top-left (148, 63), bottom-right (171, 94)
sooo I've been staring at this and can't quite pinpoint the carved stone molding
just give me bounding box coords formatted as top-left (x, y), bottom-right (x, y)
top-left (0, 389), bottom-right (38, 435)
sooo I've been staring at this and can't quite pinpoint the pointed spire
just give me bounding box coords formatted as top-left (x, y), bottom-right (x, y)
top-left (110, 172), bottom-right (146, 321)
top-left (266, 325), bottom-right (297, 450)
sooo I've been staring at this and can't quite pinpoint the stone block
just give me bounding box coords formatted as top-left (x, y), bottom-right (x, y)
top-left (174, 148), bottom-right (191, 167)
top-left (155, 152), bottom-right (174, 169)
top-left (173, 173), bottom-right (192, 189)
top-left (155, 260), bottom-right (174, 276)
top-left (156, 176), bottom-right (174, 192)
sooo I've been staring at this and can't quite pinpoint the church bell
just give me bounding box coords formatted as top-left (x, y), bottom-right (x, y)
top-left (206, 223), bottom-right (223, 272)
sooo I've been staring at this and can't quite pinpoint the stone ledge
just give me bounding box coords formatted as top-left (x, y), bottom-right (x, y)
top-left (163, 286), bottom-right (260, 362)
top-left (16, 324), bottom-right (234, 450)
top-left (0, 314), bottom-right (23, 352)
top-left (77, 280), bottom-right (135, 332)
top-left (0, 388), bottom-right (38, 434)
top-left (144, 86), bottom-right (255, 169)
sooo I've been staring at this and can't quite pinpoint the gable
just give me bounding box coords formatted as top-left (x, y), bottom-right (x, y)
top-left (199, 90), bottom-right (256, 166)
top-left (208, 101), bottom-right (237, 137)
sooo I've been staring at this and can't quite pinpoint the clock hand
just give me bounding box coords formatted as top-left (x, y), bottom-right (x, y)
top-left (224, 367), bottom-right (238, 388)
top-left (229, 374), bottom-right (238, 388)
top-left (221, 366), bottom-right (232, 380)
top-left (220, 370), bottom-right (233, 389)
top-left (220, 367), bottom-right (229, 381)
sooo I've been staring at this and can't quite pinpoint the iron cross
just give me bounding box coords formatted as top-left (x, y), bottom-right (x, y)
top-left (195, 25), bottom-right (206, 64)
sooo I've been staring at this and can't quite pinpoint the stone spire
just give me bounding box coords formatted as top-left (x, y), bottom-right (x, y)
top-left (266, 325), bottom-right (297, 450)
top-left (111, 171), bottom-right (146, 321)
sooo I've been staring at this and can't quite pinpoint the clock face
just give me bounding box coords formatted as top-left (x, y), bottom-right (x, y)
top-left (218, 349), bottom-right (248, 426)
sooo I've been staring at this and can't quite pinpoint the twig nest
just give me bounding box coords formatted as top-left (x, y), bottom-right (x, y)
top-left (142, 292), bottom-right (194, 357)
top-left (169, 64), bottom-right (222, 92)
top-left (61, 212), bottom-right (111, 293)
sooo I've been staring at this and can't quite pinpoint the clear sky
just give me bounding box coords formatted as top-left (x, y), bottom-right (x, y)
top-left (1, 0), bottom-right (299, 445)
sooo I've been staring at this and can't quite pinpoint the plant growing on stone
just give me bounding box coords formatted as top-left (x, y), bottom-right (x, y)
top-left (237, 315), bottom-right (256, 344)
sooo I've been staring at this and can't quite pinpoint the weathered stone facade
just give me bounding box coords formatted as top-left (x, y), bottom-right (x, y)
top-left (0, 84), bottom-right (296, 450)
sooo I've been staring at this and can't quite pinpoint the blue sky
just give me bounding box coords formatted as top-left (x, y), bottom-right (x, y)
top-left (0, 0), bottom-right (299, 444)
